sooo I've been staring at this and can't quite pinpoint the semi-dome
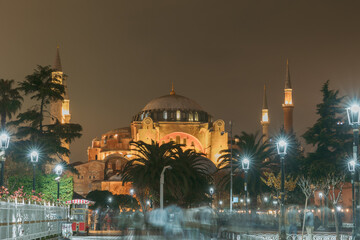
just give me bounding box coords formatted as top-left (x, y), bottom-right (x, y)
top-left (132, 90), bottom-right (211, 123)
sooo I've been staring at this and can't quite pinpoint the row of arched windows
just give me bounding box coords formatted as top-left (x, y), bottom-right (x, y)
top-left (133, 110), bottom-right (209, 122)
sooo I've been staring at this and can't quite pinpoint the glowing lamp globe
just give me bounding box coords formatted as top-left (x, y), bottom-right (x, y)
top-left (276, 139), bottom-right (288, 156)
top-left (348, 160), bottom-right (356, 173)
top-left (209, 187), bottom-right (214, 195)
top-left (0, 133), bottom-right (10, 150)
top-left (347, 104), bottom-right (360, 125)
top-left (55, 165), bottom-right (63, 176)
top-left (242, 158), bottom-right (250, 171)
top-left (30, 151), bottom-right (39, 163)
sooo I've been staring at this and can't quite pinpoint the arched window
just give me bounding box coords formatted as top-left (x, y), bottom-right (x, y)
top-left (176, 136), bottom-right (180, 144)
top-left (141, 112), bottom-right (145, 120)
top-left (194, 112), bottom-right (199, 121)
top-left (176, 110), bottom-right (181, 120)
top-left (145, 112), bottom-right (149, 118)
top-left (189, 112), bottom-right (193, 121)
top-left (95, 155), bottom-right (98, 160)
top-left (163, 111), bottom-right (168, 120)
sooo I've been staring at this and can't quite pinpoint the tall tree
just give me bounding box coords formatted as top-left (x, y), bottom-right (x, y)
top-left (121, 141), bottom-right (178, 209)
top-left (19, 65), bottom-right (64, 132)
top-left (302, 80), bottom-right (352, 180)
top-left (10, 65), bottom-right (82, 166)
top-left (0, 79), bottom-right (23, 129)
top-left (218, 131), bottom-right (274, 206)
top-left (170, 148), bottom-right (214, 207)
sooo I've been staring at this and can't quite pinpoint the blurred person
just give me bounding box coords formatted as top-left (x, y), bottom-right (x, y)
top-left (287, 206), bottom-right (297, 235)
top-left (132, 210), bottom-right (144, 239)
top-left (305, 208), bottom-right (314, 240)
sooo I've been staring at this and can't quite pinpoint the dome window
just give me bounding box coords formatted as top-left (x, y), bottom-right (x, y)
top-left (145, 112), bottom-right (150, 118)
top-left (141, 112), bottom-right (145, 120)
top-left (163, 111), bottom-right (168, 120)
top-left (189, 112), bottom-right (193, 121)
top-left (176, 110), bottom-right (181, 120)
top-left (194, 112), bottom-right (199, 121)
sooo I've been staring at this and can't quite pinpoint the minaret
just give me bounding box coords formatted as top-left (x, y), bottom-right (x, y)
top-left (282, 59), bottom-right (294, 133)
top-left (50, 47), bottom-right (71, 163)
top-left (261, 84), bottom-right (270, 143)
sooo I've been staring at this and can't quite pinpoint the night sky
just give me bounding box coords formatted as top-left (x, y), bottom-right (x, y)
top-left (1, 0), bottom-right (360, 163)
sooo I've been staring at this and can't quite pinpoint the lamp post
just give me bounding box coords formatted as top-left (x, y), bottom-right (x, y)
top-left (347, 103), bottom-right (360, 239)
top-left (276, 139), bottom-right (288, 240)
top-left (130, 188), bottom-right (135, 210)
top-left (222, 121), bottom-right (234, 212)
top-left (55, 164), bottom-right (62, 201)
top-left (349, 159), bottom-right (356, 236)
top-left (0, 133), bottom-right (10, 187)
top-left (319, 192), bottom-right (324, 227)
top-left (30, 151), bottom-right (39, 192)
top-left (209, 187), bottom-right (214, 208)
top-left (242, 158), bottom-right (250, 216)
top-left (160, 165), bottom-right (172, 210)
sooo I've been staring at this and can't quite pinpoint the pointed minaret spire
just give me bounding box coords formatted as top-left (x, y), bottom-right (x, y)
top-left (285, 59), bottom-right (291, 89)
top-left (262, 84), bottom-right (268, 109)
top-left (282, 59), bottom-right (294, 133)
top-left (53, 46), bottom-right (62, 72)
top-left (170, 82), bottom-right (175, 95)
top-left (261, 84), bottom-right (270, 143)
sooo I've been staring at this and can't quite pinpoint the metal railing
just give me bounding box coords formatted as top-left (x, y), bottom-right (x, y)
top-left (219, 232), bottom-right (353, 240)
top-left (0, 199), bottom-right (68, 240)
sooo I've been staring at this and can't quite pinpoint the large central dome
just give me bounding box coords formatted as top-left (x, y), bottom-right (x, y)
top-left (132, 91), bottom-right (211, 123)
top-left (142, 94), bottom-right (203, 111)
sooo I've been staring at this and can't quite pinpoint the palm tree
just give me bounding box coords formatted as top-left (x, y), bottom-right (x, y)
top-left (19, 65), bottom-right (64, 132)
top-left (218, 131), bottom-right (274, 207)
top-left (0, 79), bottom-right (23, 129)
top-left (170, 148), bottom-right (214, 207)
top-left (121, 140), bottom-right (179, 209)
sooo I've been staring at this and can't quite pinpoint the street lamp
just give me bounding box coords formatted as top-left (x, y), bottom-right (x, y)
top-left (347, 103), bottom-right (360, 239)
top-left (160, 165), bottom-right (172, 210)
top-left (319, 192), bottom-right (324, 227)
top-left (209, 187), bottom-right (214, 207)
top-left (242, 158), bottom-right (250, 216)
top-left (55, 164), bottom-right (62, 201)
top-left (221, 121), bottom-right (234, 212)
top-left (0, 133), bottom-right (10, 187)
top-left (30, 151), bottom-right (39, 192)
top-left (129, 188), bottom-right (135, 210)
top-left (349, 159), bottom-right (356, 234)
top-left (276, 139), bottom-right (288, 240)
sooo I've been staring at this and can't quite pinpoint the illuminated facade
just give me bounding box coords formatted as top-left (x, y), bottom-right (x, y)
top-left (72, 87), bottom-right (228, 196)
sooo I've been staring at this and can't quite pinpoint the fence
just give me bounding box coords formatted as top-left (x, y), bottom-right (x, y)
top-left (0, 199), bottom-right (69, 240)
top-left (220, 232), bottom-right (353, 240)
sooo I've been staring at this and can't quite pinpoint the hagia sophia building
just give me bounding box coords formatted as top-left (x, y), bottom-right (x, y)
top-left (50, 48), bottom-right (295, 197)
